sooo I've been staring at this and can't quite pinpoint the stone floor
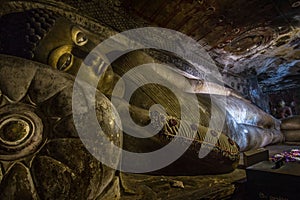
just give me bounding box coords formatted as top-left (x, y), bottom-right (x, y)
top-left (119, 142), bottom-right (300, 200)
top-left (120, 169), bottom-right (246, 200)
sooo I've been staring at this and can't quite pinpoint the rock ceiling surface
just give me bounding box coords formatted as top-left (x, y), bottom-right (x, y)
top-left (118, 0), bottom-right (300, 92)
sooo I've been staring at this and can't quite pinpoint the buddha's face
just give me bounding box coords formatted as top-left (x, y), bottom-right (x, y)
top-left (34, 17), bottom-right (97, 76)
top-left (33, 17), bottom-right (121, 96)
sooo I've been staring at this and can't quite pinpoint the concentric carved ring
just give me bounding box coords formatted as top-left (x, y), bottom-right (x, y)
top-left (0, 104), bottom-right (43, 161)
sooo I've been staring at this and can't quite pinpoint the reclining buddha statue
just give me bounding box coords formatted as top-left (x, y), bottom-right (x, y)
top-left (0, 1), bottom-right (289, 199)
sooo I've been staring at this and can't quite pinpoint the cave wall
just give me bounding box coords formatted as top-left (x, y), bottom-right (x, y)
top-left (269, 88), bottom-right (300, 118)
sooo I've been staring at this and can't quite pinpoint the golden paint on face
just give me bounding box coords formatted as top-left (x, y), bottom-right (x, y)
top-left (34, 18), bottom-right (92, 76)
top-left (32, 16), bottom-right (122, 97)
top-left (48, 45), bottom-right (74, 72)
top-left (71, 26), bottom-right (89, 46)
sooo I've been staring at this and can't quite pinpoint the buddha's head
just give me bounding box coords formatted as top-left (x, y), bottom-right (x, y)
top-left (0, 9), bottom-right (121, 96)
top-left (1, 9), bottom-right (97, 75)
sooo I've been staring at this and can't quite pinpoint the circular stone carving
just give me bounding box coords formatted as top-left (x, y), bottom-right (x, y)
top-left (0, 55), bottom-right (122, 199)
top-left (0, 104), bottom-right (43, 161)
top-left (0, 116), bottom-right (33, 145)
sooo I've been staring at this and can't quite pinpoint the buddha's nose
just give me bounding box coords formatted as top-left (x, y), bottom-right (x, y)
top-left (71, 47), bottom-right (89, 59)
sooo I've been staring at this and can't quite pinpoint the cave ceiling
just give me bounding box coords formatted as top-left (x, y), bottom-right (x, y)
top-left (117, 0), bottom-right (300, 92)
